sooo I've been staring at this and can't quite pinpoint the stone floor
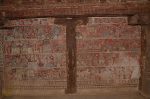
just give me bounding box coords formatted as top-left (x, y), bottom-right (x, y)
top-left (2, 94), bottom-right (147, 99)
top-left (2, 91), bottom-right (148, 99)
top-left (2, 88), bottom-right (149, 99)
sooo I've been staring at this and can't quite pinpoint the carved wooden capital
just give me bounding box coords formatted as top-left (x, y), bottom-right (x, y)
top-left (128, 14), bottom-right (150, 25)
top-left (0, 11), bottom-right (5, 26)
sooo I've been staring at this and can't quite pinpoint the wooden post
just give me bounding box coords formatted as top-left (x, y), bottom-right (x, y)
top-left (54, 17), bottom-right (88, 94)
top-left (128, 14), bottom-right (150, 98)
top-left (65, 19), bottom-right (77, 94)
top-left (0, 30), bottom-right (4, 98)
top-left (141, 25), bottom-right (150, 98)
top-left (54, 18), bottom-right (77, 94)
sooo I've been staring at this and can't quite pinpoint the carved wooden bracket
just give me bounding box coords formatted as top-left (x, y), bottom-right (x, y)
top-left (0, 12), bottom-right (13, 29)
top-left (0, 12), bottom-right (5, 27)
top-left (128, 14), bottom-right (150, 25)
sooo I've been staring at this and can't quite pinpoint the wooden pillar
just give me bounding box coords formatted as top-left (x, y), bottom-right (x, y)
top-left (0, 0), bottom-right (4, 4)
top-left (54, 17), bottom-right (88, 94)
top-left (54, 18), bottom-right (77, 94)
top-left (0, 25), bottom-right (2, 99)
top-left (0, 51), bottom-right (2, 98)
top-left (65, 17), bottom-right (88, 94)
top-left (128, 14), bottom-right (150, 98)
top-left (0, 12), bottom-right (5, 98)
top-left (65, 19), bottom-right (77, 94)
top-left (141, 25), bottom-right (150, 98)
top-left (0, 30), bottom-right (4, 98)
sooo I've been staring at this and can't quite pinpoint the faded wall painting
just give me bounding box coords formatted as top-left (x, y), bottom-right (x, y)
top-left (76, 17), bottom-right (141, 88)
top-left (1, 18), bottom-right (67, 95)
top-left (0, 17), bottom-right (142, 95)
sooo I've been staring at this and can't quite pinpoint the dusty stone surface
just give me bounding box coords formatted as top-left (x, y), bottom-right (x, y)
top-left (2, 93), bottom-right (146, 99)
top-left (1, 88), bottom-right (147, 99)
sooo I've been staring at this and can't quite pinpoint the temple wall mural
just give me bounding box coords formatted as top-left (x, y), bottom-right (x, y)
top-left (0, 18), bottom-right (67, 95)
top-left (76, 17), bottom-right (141, 88)
top-left (0, 17), bottom-right (141, 95)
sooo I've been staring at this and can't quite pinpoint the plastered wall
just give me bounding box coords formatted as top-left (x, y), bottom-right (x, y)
top-left (76, 17), bottom-right (141, 88)
top-left (0, 17), bottom-right (142, 95)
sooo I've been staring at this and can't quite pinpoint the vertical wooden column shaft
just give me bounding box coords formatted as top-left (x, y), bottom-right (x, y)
top-left (0, 31), bottom-right (4, 98)
top-left (139, 24), bottom-right (146, 91)
top-left (141, 25), bottom-right (150, 98)
top-left (128, 14), bottom-right (150, 97)
top-left (65, 20), bottom-right (77, 94)
top-left (54, 18), bottom-right (77, 94)
top-left (54, 17), bottom-right (88, 94)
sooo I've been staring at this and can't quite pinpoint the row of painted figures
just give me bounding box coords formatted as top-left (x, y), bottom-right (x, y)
top-left (4, 40), bottom-right (66, 54)
top-left (5, 66), bottom-right (140, 84)
top-left (4, 51), bottom-right (140, 68)
top-left (4, 25), bottom-right (65, 40)
top-left (3, 25), bottom-right (140, 40)
top-left (3, 39), bottom-right (140, 55)
top-left (5, 54), bottom-right (66, 68)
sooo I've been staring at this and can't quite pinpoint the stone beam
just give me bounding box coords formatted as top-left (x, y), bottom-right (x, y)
top-left (0, 2), bottom-right (149, 19)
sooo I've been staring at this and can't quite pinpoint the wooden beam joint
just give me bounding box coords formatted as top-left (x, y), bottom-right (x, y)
top-left (54, 17), bottom-right (88, 94)
top-left (128, 14), bottom-right (150, 25)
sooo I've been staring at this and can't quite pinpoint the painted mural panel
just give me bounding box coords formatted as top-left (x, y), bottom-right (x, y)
top-left (0, 17), bottom-right (142, 94)
top-left (1, 18), bottom-right (67, 95)
top-left (76, 17), bottom-right (141, 88)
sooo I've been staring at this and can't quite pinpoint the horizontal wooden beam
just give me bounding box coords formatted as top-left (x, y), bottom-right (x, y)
top-left (0, 2), bottom-right (150, 19)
